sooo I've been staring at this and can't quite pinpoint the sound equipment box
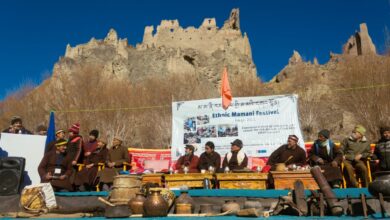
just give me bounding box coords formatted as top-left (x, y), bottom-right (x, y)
top-left (0, 157), bottom-right (26, 196)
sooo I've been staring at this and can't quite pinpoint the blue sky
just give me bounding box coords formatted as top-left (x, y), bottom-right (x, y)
top-left (0, 0), bottom-right (389, 99)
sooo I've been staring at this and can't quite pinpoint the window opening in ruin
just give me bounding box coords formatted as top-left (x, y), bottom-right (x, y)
top-left (207, 27), bottom-right (211, 31)
top-left (170, 28), bottom-right (174, 33)
top-left (183, 55), bottom-right (195, 66)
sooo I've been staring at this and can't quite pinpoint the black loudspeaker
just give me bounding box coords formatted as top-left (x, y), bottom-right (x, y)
top-left (0, 157), bottom-right (25, 196)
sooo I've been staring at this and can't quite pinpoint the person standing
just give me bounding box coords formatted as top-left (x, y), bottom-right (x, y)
top-left (2, 116), bottom-right (32, 134)
top-left (67, 123), bottom-right (84, 165)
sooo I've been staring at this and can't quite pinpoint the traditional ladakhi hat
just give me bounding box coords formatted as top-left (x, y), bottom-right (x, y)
top-left (288, 135), bottom-right (299, 142)
top-left (231, 139), bottom-right (243, 148)
top-left (55, 129), bottom-right (65, 135)
top-left (68, 122), bottom-right (80, 134)
top-left (354, 125), bottom-right (366, 136)
top-left (55, 139), bottom-right (68, 147)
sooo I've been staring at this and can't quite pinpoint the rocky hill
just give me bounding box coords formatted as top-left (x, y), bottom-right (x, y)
top-left (265, 23), bottom-right (389, 141)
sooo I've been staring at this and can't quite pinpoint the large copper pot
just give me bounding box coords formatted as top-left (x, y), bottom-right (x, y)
top-left (143, 188), bottom-right (168, 217)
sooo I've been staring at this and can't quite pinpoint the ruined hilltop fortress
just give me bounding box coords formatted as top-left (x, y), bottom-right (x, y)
top-left (59, 9), bottom-right (256, 85)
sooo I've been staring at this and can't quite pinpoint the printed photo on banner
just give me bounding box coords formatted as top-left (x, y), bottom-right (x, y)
top-left (197, 125), bottom-right (217, 138)
top-left (184, 117), bottom-right (196, 132)
top-left (196, 115), bottom-right (210, 125)
top-left (183, 132), bottom-right (200, 144)
top-left (218, 124), bottom-right (238, 137)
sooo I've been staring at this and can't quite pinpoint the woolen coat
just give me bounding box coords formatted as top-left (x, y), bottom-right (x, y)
top-left (38, 151), bottom-right (73, 191)
top-left (98, 145), bottom-right (130, 184)
top-left (267, 144), bottom-right (306, 171)
top-left (74, 147), bottom-right (108, 187)
top-left (198, 151), bottom-right (221, 170)
top-left (175, 154), bottom-right (200, 173)
top-left (309, 139), bottom-right (343, 182)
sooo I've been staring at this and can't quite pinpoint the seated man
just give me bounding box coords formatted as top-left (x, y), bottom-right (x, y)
top-left (309, 130), bottom-right (343, 188)
top-left (222, 139), bottom-right (248, 171)
top-left (74, 139), bottom-right (108, 191)
top-left (98, 136), bottom-right (130, 190)
top-left (373, 126), bottom-right (390, 171)
top-left (341, 125), bottom-right (371, 187)
top-left (175, 145), bottom-right (199, 173)
top-left (267, 135), bottom-right (306, 171)
top-left (198, 141), bottom-right (221, 171)
top-left (2, 116), bottom-right (32, 134)
top-left (38, 139), bottom-right (73, 192)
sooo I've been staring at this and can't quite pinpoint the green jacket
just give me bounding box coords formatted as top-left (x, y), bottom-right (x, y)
top-left (341, 136), bottom-right (371, 161)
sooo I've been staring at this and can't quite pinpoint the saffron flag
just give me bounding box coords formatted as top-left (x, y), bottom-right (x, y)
top-left (221, 67), bottom-right (232, 110)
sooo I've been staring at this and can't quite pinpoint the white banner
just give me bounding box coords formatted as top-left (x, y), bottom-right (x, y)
top-left (171, 95), bottom-right (304, 161)
top-left (0, 133), bottom-right (46, 185)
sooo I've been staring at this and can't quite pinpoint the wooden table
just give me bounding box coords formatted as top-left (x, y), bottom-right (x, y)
top-left (216, 173), bottom-right (268, 189)
top-left (270, 171), bottom-right (319, 190)
top-left (164, 173), bottom-right (214, 189)
top-left (142, 173), bottom-right (164, 187)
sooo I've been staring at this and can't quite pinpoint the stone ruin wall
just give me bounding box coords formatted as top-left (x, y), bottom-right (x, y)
top-left (140, 18), bottom-right (252, 58)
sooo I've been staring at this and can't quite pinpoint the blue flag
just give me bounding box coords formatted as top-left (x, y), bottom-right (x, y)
top-left (45, 111), bottom-right (56, 152)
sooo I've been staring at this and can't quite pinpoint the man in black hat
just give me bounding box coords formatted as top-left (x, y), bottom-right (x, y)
top-left (83, 129), bottom-right (99, 158)
top-left (267, 135), bottom-right (306, 171)
top-left (175, 145), bottom-right (200, 173)
top-left (309, 129), bottom-right (343, 188)
top-left (373, 126), bottom-right (390, 171)
top-left (222, 139), bottom-right (248, 171)
top-left (2, 116), bottom-right (32, 134)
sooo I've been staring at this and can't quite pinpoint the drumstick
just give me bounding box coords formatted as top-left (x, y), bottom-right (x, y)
top-left (98, 197), bottom-right (115, 207)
